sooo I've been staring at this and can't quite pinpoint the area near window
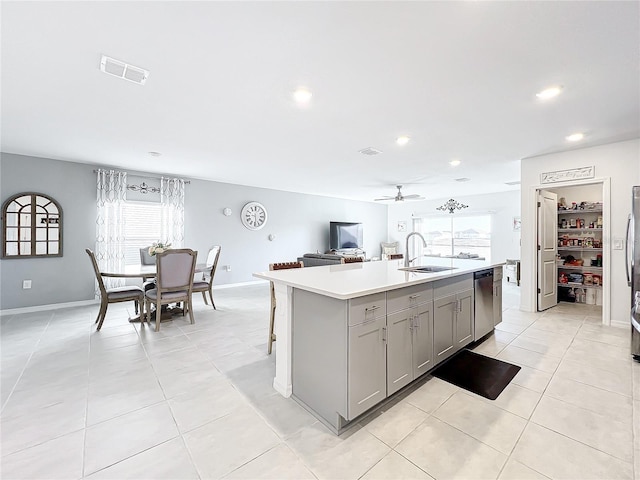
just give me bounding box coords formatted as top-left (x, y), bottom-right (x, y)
top-left (413, 215), bottom-right (491, 260)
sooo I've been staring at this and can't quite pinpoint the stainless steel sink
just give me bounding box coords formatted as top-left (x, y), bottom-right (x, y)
top-left (398, 265), bottom-right (457, 273)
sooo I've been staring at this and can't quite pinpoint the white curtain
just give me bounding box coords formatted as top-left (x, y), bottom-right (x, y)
top-left (95, 169), bottom-right (127, 291)
top-left (160, 176), bottom-right (185, 248)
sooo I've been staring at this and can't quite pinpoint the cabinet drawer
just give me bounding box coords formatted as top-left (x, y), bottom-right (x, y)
top-left (348, 292), bottom-right (386, 326)
top-left (387, 284), bottom-right (433, 314)
top-left (433, 274), bottom-right (473, 299)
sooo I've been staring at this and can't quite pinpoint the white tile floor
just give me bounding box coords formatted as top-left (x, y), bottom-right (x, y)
top-left (1, 280), bottom-right (638, 479)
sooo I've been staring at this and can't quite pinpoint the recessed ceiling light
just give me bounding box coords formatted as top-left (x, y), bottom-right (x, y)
top-left (148, 151), bottom-right (162, 157)
top-left (565, 132), bottom-right (584, 142)
top-left (293, 87), bottom-right (312, 104)
top-left (450, 159), bottom-right (461, 167)
top-left (536, 85), bottom-right (563, 100)
top-left (396, 136), bottom-right (410, 146)
top-left (505, 180), bottom-right (521, 186)
top-left (455, 177), bottom-right (470, 182)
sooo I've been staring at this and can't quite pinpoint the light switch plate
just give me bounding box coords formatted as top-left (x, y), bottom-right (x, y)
top-left (613, 237), bottom-right (624, 250)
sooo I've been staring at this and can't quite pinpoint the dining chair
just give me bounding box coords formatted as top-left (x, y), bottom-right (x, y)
top-left (85, 248), bottom-right (145, 331)
top-left (341, 256), bottom-right (364, 263)
top-left (139, 247), bottom-right (157, 291)
top-left (268, 261), bottom-right (304, 354)
top-left (192, 245), bottom-right (221, 309)
top-left (145, 248), bottom-right (198, 332)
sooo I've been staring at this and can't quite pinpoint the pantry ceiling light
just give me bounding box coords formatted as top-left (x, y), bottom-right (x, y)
top-left (536, 85), bottom-right (563, 100)
top-left (455, 177), bottom-right (471, 182)
top-left (566, 132), bottom-right (585, 142)
top-left (293, 87), bottom-right (312, 104)
top-left (450, 159), bottom-right (461, 167)
top-left (148, 151), bottom-right (162, 157)
top-left (396, 135), bottom-right (410, 146)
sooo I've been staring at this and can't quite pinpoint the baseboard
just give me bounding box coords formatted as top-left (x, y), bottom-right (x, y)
top-left (0, 281), bottom-right (268, 316)
top-left (214, 280), bottom-right (268, 289)
top-left (610, 319), bottom-right (629, 329)
top-left (0, 299), bottom-right (98, 316)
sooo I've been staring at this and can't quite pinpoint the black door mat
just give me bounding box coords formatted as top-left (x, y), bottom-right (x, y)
top-left (431, 349), bottom-right (521, 400)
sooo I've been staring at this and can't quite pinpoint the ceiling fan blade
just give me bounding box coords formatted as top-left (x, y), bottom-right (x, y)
top-left (403, 194), bottom-right (422, 199)
top-left (374, 196), bottom-right (394, 201)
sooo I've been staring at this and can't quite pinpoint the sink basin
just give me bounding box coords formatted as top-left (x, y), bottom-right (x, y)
top-left (399, 265), bottom-right (457, 273)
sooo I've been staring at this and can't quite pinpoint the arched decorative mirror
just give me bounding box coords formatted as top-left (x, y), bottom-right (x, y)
top-left (2, 192), bottom-right (63, 258)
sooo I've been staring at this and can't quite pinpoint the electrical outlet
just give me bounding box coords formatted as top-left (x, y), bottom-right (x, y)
top-left (224, 265), bottom-right (231, 272)
top-left (22, 280), bottom-right (32, 289)
top-left (613, 237), bottom-right (624, 250)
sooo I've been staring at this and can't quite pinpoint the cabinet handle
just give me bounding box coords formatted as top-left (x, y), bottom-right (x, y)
top-left (414, 314), bottom-right (420, 329)
top-left (409, 294), bottom-right (421, 299)
top-left (382, 326), bottom-right (387, 343)
top-left (365, 305), bottom-right (380, 312)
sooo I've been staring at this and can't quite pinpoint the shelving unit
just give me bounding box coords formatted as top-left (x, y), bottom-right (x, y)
top-left (557, 207), bottom-right (603, 304)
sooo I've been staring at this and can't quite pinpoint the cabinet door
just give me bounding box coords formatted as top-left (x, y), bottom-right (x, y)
top-left (434, 295), bottom-right (456, 364)
top-left (386, 310), bottom-right (413, 396)
top-left (493, 282), bottom-right (502, 327)
top-left (348, 316), bottom-right (387, 420)
top-left (456, 289), bottom-right (474, 348)
top-left (412, 302), bottom-right (434, 379)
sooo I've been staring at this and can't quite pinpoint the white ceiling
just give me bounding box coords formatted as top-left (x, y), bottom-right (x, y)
top-left (2, 1), bottom-right (638, 202)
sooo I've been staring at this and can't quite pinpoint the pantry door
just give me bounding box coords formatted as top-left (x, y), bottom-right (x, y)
top-left (537, 189), bottom-right (558, 311)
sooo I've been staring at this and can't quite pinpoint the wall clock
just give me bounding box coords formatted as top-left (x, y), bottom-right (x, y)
top-left (241, 201), bottom-right (268, 230)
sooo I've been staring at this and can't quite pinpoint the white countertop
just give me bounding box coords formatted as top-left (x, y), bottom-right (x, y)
top-left (253, 258), bottom-right (504, 300)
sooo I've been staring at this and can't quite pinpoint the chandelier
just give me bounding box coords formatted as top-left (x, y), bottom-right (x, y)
top-left (436, 198), bottom-right (468, 214)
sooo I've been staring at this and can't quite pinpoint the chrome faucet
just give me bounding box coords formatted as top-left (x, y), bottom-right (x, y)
top-left (405, 232), bottom-right (427, 267)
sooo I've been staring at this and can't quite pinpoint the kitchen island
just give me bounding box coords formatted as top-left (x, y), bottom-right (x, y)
top-left (254, 257), bottom-right (504, 432)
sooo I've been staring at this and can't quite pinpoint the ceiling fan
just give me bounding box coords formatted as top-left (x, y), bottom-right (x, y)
top-left (374, 185), bottom-right (424, 202)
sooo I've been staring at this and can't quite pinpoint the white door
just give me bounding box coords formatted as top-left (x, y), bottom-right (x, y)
top-left (537, 190), bottom-right (558, 311)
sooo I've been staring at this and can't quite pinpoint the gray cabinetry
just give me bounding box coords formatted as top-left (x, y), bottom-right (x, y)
top-left (386, 284), bottom-right (434, 396)
top-left (433, 275), bottom-right (474, 365)
top-left (348, 315), bottom-right (387, 419)
top-left (456, 289), bottom-right (474, 348)
top-left (494, 266), bottom-right (503, 327)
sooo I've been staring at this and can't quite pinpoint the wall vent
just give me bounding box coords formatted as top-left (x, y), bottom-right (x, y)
top-left (359, 147), bottom-right (382, 156)
top-left (100, 55), bottom-right (149, 85)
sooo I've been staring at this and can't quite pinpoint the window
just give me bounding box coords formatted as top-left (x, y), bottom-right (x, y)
top-left (2, 192), bottom-right (62, 258)
top-left (122, 201), bottom-right (162, 265)
top-left (415, 214), bottom-right (491, 260)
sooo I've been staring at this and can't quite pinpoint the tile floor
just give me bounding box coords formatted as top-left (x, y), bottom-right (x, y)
top-left (1, 280), bottom-right (638, 479)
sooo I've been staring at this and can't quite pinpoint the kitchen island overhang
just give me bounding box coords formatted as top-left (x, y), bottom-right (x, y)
top-left (253, 258), bottom-right (505, 432)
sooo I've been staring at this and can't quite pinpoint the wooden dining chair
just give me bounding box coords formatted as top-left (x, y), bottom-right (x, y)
top-left (144, 249), bottom-right (197, 332)
top-left (192, 245), bottom-right (221, 309)
top-left (86, 248), bottom-right (145, 331)
top-left (268, 261), bottom-right (304, 354)
top-left (341, 256), bottom-right (364, 264)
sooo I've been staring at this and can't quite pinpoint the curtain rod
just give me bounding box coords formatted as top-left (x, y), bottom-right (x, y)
top-left (93, 169), bottom-right (190, 184)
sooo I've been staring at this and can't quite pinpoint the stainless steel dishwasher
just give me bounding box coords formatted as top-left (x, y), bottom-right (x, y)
top-left (474, 269), bottom-right (494, 340)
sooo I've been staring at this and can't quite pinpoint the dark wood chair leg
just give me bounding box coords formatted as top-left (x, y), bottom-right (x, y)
top-left (202, 291), bottom-right (208, 305)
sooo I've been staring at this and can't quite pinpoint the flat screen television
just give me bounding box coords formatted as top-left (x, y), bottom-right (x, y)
top-left (330, 222), bottom-right (363, 250)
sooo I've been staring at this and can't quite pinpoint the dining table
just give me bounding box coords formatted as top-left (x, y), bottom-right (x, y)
top-left (101, 263), bottom-right (208, 323)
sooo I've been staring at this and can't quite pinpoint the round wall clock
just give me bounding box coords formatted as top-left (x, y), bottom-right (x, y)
top-left (241, 202), bottom-right (268, 230)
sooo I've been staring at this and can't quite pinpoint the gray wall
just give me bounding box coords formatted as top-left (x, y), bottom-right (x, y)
top-left (0, 153), bottom-right (388, 310)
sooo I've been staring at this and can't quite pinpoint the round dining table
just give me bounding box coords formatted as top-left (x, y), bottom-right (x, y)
top-left (100, 263), bottom-right (208, 322)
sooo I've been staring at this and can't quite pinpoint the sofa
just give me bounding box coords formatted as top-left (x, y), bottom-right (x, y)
top-left (297, 253), bottom-right (344, 267)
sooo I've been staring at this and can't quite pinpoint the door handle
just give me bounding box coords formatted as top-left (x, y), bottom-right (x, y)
top-left (626, 214), bottom-right (633, 287)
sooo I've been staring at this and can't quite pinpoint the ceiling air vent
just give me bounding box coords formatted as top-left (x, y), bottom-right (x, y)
top-left (100, 55), bottom-right (149, 85)
top-left (505, 180), bottom-right (521, 186)
top-left (359, 147), bottom-right (382, 156)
